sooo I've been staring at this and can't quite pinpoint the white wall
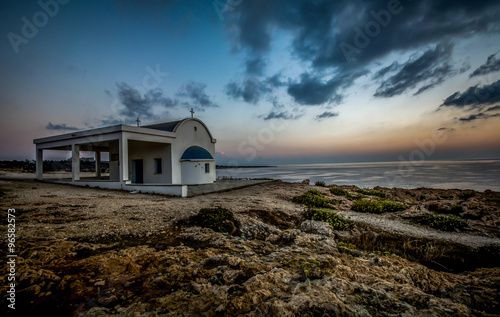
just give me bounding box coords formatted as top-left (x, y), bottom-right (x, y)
top-left (171, 119), bottom-right (216, 184)
top-left (109, 140), bottom-right (119, 181)
top-left (128, 140), bottom-right (172, 184)
top-left (181, 161), bottom-right (215, 184)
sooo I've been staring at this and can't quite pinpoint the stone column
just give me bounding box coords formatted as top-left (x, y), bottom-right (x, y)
top-left (35, 147), bottom-right (43, 180)
top-left (119, 135), bottom-right (129, 182)
top-left (72, 144), bottom-right (80, 181)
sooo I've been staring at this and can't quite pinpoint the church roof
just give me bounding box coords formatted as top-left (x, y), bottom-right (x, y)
top-left (144, 120), bottom-right (182, 132)
top-left (180, 146), bottom-right (214, 160)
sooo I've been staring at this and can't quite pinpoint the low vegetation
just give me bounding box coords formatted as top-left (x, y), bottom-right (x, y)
top-left (191, 207), bottom-right (241, 234)
top-left (329, 187), bottom-right (350, 196)
top-left (357, 189), bottom-right (386, 198)
top-left (280, 257), bottom-right (333, 280)
top-left (329, 187), bottom-right (367, 200)
top-left (304, 208), bottom-right (350, 230)
top-left (314, 181), bottom-right (327, 187)
top-left (337, 241), bottom-right (393, 257)
top-left (419, 214), bottom-right (467, 232)
top-left (449, 204), bottom-right (464, 214)
top-left (292, 189), bottom-right (338, 208)
top-left (458, 191), bottom-right (476, 201)
top-left (351, 199), bottom-right (406, 214)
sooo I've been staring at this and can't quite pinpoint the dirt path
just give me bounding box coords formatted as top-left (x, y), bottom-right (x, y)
top-left (338, 209), bottom-right (500, 248)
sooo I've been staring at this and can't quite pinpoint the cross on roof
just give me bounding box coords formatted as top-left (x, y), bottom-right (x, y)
top-left (136, 117), bottom-right (141, 127)
top-left (190, 108), bottom-right (195, 118)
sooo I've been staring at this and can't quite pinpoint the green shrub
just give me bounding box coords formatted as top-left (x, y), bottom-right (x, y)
top-left (304, 208), bottom-right (350, 230)
top-left (351, 199), bottom-right (406, 214)
top-left (419, 214), bottom-right (467, 231)
top-left (458, 191), bottom-right (476, 201)
top-left (357, 189), bottom-right (386, 198)
top-left (292, 190), bottom-right (337, 208)
top-left (338, 241), bottom-right (357, 249)
top-left (330, 187), bottom-right (367, 201)
top-left (281, 257), bottom-right (333, 280)
top-left (449, 204), bottom-right (463, 214)
top-left (353, 193), bottom-right (367, 200)
top-left (315, 181), bottom-right (327, 187)
top-left (330, 187), bottom-right (349, 196)
top-left (439, 193), bottom-right (452, 199)
top-left (193, 207), bottom-right (241, 234)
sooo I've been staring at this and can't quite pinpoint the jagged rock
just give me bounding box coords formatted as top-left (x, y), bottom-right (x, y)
top-left (300, 220), bottom-right (335, 237)
top-left (240, 218), bottom-right (281, 240)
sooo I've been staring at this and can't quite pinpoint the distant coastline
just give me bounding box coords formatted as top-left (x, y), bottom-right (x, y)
top-left (216, 165), bottom-right (275, 169)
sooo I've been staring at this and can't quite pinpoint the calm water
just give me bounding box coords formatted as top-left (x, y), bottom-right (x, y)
top-left (217, 160), bottom-right (500, 192)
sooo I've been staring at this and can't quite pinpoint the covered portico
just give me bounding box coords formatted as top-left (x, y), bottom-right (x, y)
top-left (33, 125), bottom-right (175, 184)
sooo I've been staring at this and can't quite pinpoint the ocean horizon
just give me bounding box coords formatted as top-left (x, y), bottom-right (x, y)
top-left (217, 159), bottom-right (500, 192)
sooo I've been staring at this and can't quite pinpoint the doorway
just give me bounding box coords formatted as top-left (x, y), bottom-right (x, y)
top-left (132, 159), bottom-right (144, 183)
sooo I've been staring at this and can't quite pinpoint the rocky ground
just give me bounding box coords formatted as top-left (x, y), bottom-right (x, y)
top-left (0, 172), bottom-right (499, 316)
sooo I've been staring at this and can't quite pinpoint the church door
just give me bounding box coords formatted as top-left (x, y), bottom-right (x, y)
top-left (132, 159), bottom-right (144, 183)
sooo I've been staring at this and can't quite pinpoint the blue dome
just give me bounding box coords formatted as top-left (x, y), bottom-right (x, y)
top-left (180, 146), bottom-right (213, 160)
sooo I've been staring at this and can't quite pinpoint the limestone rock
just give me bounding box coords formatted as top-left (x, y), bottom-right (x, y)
top-left (300, 220), bottom-right (335, 237)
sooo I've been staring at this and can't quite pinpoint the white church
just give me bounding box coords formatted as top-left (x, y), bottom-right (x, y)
top-left (33, 116), bottom-right (216, 197)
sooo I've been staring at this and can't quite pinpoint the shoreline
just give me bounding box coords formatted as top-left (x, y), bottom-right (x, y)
top-left (216, 165), bottom-right (276, 169)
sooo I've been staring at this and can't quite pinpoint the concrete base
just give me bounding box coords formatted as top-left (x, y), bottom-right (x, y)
top-left (68, 180), bottom-right (188, 196)
top-left (34, 172), bottom-right (274, 197)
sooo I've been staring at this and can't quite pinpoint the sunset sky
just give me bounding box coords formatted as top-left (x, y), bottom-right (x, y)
top-left (1, 0), bottom-right (499, 164)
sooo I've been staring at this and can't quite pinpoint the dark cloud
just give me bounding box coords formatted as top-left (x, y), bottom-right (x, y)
top-left (440, 79), bottom-right (500, 108)
top-left (372, 62), bottom-right (400, 80)
top-left (116, 82), bottom-right (176, 120)
top-left (374, 43), bottom-right (454, 98)
top-left (245, 58), bottom-right (267, 76)
top-left (470, 52), bottom-right (500, 78)
top-left (225, 77), bottom-right (272, 104)
top-left (224, 0), bottom-right (500, 106)
top-left (459, 114), bottom-right (484, 122)
top-left (100, 117), bottom-right (136, 126)
top-left (486, 105), bottom-right (500, 112)
top-left (261, 111), bottom-right (301, 121)
top-left (226, 0), bottom-right (500, 69)
top-left (316, 111), bottom-right (339, 120)
top-left (458, 112), bottom-right (500, 122)
top-left (288, 74), bottom-right (343, 106)
top-left (437, 127), bottom-right (447, 130)
top-left (459, 60), bottom-right (471, 74)
top-left (266, 73), bottom-right (285, 88)
top-left (288, 70), bottom-right (366, 105)
top-left (176, 81), bottom-right (218, 110)
top-left (46, 122), bottom-right (80, 131)
top-left (113, 0), bottom-right (180, 10)
top-left (258, 96), bottom-right (303, 121)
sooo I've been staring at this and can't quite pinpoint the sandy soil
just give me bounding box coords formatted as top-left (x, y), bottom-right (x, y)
top-left (1, 172), bottom-right (498, 247)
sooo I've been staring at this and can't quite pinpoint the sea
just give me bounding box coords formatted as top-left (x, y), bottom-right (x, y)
top-left (216, 159), bottom-right (500, 192)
